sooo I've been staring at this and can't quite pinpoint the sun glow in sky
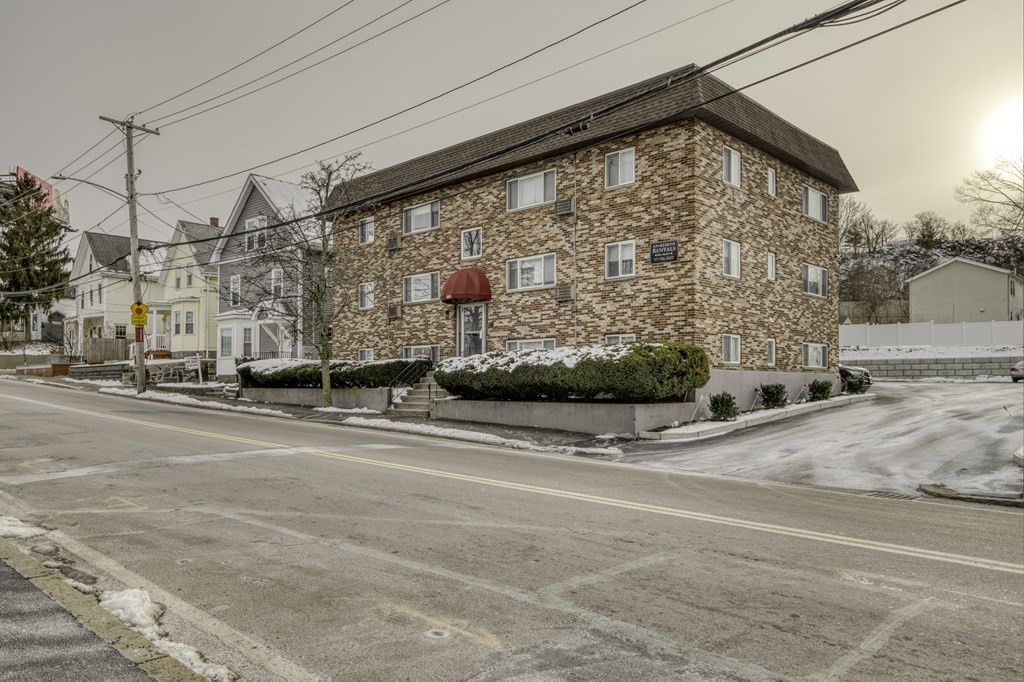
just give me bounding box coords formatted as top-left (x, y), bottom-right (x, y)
top-left (981, 98), bottom-right (1024, 164)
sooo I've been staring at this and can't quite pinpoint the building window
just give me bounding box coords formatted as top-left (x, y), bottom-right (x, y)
top-left (605, 240), bottom-right (635, 279)
top-left (359, 217), bottom-right (375, 245)
top-left (768, 168), bottom-right (777, 197)
top-left (403, 201), bottom-right (439, 234)
top-left (230, 274), bottom-right (241, 307)
top-left (220, 328), bottom-right (233, 357)
top-left (80, 291), bottom-right (84, 308)
top-left (723, 146), bottom-right (741, 187)
top-left (507, 169), bottom-right (555, 210)
top-left (242, 327), bottom-right (253, 357)
top-left (186, 264), bottom-right (193, 286)
top-left (802, 263), bottom-right (828, 298)
top-left (174, 311), bottom-right (181, 335)
top-left (723, 239), bottom-right (740, 278)
top-left (31, 313), bottom-right (38, 331)
top-left (175, 267), bottom-right (181, 289)
top-left (403, 345), bottom-right (440, 362)
top-left (245, 216), bottom-right (268, 250)
top-left (358, 348), bottom-right (374, 362)
top-left (358, 282), bottom-right (374, 309)
top-left (802, 342), bottom-right (828, 369)
top-left (507, 253), bottom-right (556, 291)
top-left (97, 284), bottom-right (103, 304)
top-left (271, 268), bottom-right (283, 298)
top-left (185, 311), bottom-right (194, 335)
top-left (605, 148), bottom-right (635, 188)
top-left (723, 334), bottom-right (741, 364)
top-left (461, 227), bottom-right (482, 260)
top-left (114, 324), bottom-right (127, 340)
top-left (89, 288), bottom-right (94, 306)
top-left (766, 338), bottom-right (776, 366)
top-left (803, 186), bottom-right (828, 222)
top-left (88, 255), bottom-right (93, 273)
top-left (768, 252), bottom-right (776, 281)
top-left (403, 272), bottom-right (439, 303)
top-left (1011, 280), bottom-right (1016, 295)
top-left (507, 339), bottom-right (556, 351)
top-left (606, 334), bottom-right (636, 344)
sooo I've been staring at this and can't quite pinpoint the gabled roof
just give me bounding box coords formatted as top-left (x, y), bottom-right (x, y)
top-left (906, 257), bottom-right (1022, 283)
top-left (327, 64), bottom-right (857, 212)
top-left (211, 174), bottom-right (315, 263)
top-left (84, 232), bottom-right (163, 276)
top-left (174, 220), bottom-right (221, 272)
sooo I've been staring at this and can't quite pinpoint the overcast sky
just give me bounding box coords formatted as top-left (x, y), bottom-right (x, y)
top-left (2, 0), bottom-right (1021, 252)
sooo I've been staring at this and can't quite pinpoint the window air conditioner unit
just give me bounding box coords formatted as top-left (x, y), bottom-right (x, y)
top-left (554, 198), bottom-right (575, 216)
top-left (387, 235), bottom-right (401, 251)
top-left (553, 284), bottom-right (576, 302)
top-left (387, 305), bottom-right (402, 319)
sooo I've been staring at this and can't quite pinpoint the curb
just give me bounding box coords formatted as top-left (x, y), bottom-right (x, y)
top-left (917, 483), bottom-right (1024, 508)
top-left (1014, 446), bottom-right (1023, 468)
top-left (0, 539), bottom-right (204, 681)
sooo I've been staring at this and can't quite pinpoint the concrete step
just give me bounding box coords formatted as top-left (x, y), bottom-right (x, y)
top-left (390, 405), bottom-right (430, 418)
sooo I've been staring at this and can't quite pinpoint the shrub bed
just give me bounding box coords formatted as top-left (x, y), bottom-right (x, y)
top-left (434, 342), bottom-right (709, 402)
top-left (236, 358), bottom-right (431, 389)
top-left (758, 383), bottom-right (788, 409)
top-left (708, 391), bottom-right (739, 421)
top-left (808, 379), bottom-right (834, 402)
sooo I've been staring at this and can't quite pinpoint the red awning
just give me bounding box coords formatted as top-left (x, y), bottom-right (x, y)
top-left (441, 268), bottom-right (492, 304)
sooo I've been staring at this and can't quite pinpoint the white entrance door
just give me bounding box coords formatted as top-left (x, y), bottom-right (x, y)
top-left (457, 303), bottom-right (486, 357)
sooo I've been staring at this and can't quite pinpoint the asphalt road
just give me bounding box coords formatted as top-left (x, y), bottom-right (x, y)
top-left (1, 380), bottom-right (1022, 681)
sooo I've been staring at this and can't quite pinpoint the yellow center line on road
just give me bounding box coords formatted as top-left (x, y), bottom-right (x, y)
top-left (4, 391), bottom-right (1023, 575)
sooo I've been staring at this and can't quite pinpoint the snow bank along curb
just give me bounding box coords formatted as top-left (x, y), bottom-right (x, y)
top-left (1014, 446), bottom-right (1024, 468)
top-left (917, 483), bottom-right (1024, 508)
top-left (0, 537), bottom-right (202, 681)
top-left (639, 393), bottom-right (877, 441)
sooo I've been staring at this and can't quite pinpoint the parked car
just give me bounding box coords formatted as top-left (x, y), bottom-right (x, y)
top-left (1011, 360), bottom-right (1024, 383)
top-left (838, 363), bottom-right (872, 385)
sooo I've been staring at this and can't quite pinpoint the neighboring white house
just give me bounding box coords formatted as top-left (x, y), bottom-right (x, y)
top-left (908, 257), bottom-right (1024, 323)
top-left (155, 220), bottom-right (222, 358)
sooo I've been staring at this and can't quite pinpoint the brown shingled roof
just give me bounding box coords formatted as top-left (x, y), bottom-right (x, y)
top-left (328, 64), bottom-right (856, 212)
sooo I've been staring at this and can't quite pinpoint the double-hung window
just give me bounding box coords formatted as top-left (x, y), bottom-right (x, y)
top-left (186, 264), bottom-right (193, 286)
top-left (403, 201), bottom-right (439, 234)
top-left (605, 334), bottom-right (636, 344)
top-left (507, 253), bottom-right (555, 291)
top-left (802, 263), bottom-right (828, 298)
top-left (802, 342), bottom-right (828, 369)
top-left (723, 334), bottom-right (741, 364)
top-left (358, 348), bottom-right (374, 362)
top-left (605, 240), bottom-right (635, 279)
top-left (403, 345), bottom-right (439, 363)
top-left (802, 186), bottom-right (828, 222)
top-left (403, 272), bottom-right (439, 303)
top-left (605, 148), bottom-right (635, 188)
top-left (271, 268), bottom-right (283, 298)
top-left (89, 288), bottom-right (94, 306)
top-left (358, 282), bottom-right (374, 309)
top-left (185, 311), bottom-right (194, 335)
top-left (97, 284), bottom-right (102, 304)
top-left (358, 217), bottom-right (375, 245)
top-left (507, 170), bottom-right (555, 210)
top-left (175, 267), bottom-right (181, 289)
top-left (723, 146), bottom-right (741, 187)
top-left (245, 216), bottom-right (268, 250)
top-left (461, 227), bottom-right (482, 260)
top-left (507, 339), bottom-right (555, 351)
top-left (229, 274), bottom-right (241, 307)
top-left (723, 239), bottom-right (741, 278)
top-left (114, 324), bottom-right (127, 340)
top-left (174, 311), bottom-right (181, 335)
top-left (242, 327), bottom-right (253, 357)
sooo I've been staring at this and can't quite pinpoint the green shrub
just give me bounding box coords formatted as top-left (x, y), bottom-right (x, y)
top-left (708, 391), bottom-right (739, 421)
top-left (236, 358), bottom-right (430, 389)
top-left (759, 383), bottom-right (788, 409)
top-left (842, 376), bottom-right (869, 395)
top-left (808, 379), bottom-right (834, 402)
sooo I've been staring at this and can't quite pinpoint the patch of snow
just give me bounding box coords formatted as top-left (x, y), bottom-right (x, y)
top-left (99, 387), bottom-right (291, 417)
top-left (65, 578), bottom-right (99, 595)
top-left (0, 342), bottom-right (62, 355)
top-left (59, 377), bottom-right (124, 386)
top-left (155, 382), bottom-right (228, 388)
top-left (313, 406), bottom-right (379, 414)
top-left (0, 516), bottom-right (47, 539)
top-left (437, 343), bottom-right (648, 374)
top-left (100, 588), bottom-right (236, 682)
top-left (137, 247), bottom-right (167, 277)
top-left (842, 345), bottom-right (1023, 360)
top-left (342, 417), bottom-right (622, 456)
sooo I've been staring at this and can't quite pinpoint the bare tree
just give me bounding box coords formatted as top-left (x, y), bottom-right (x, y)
top-left (240, 154), bottom-right (375, 406)
top-left (903, 211), bottom-right (951, 249)
top-left (955, 157), bottom-right (1024, 238)
top-left (838, 196), bottom-right (896, 253)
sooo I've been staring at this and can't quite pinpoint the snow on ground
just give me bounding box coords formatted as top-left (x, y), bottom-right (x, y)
top-left (842, 344), bottom-right (1023, 360)
top-left (59, 377), bottom-right (124, 387)
top-left (343, 416), bottom-right (622, 457)
top-left (99, 387), bottom-right (291, 417)
top-left (0, 343), bottom-right (62, 355)
top-left (0, 516), bottom-right (47, 539)
top-left (156, 382), bottom-right (229, 388)
top-left (99, 589), bottom-right (235, 682)
top-left (438, 342), bottom-right (646, 373)
top-left (313, 406), bottom-right (379, 414)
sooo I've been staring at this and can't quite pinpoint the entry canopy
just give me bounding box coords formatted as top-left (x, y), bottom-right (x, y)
top-left (441, 268), bottom-right (492, 304)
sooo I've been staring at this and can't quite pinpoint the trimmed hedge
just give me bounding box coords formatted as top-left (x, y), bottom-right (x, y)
top-left (708, 391), bottom-right (739, 421)
top-left (808, 379), bottom-right (833, 402)
top-left (842, 376), bottom-right (869, 395)
top-left (758, 383), bottom-right (788, 409)
top-left (236, 358), bottom-right (431, 389)
top-left (434, 342), bottom-right (709, 402)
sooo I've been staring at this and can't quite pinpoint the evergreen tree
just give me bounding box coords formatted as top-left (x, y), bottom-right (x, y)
top-left (0, 173), bottom-right (73, 340)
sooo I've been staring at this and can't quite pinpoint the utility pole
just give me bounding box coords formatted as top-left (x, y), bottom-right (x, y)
top-left (100, 115), bottom-right (159, 394)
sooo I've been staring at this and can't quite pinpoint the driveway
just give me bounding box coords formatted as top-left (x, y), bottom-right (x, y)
top-left (615, 382), bottom-right (1024, 496)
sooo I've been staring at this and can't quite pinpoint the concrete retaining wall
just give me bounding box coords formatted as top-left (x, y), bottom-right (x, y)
top-left (843, 356), bottom-right (1016, 380)
top-left (242, 387), bottom-right (390, 411)
top-left (697, 369), bottom-right (839, 411)
top-left (431, 400), bottom-right (697, 435)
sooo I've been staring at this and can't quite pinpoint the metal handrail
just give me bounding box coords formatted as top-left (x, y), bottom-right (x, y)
top-left (386, 360), bottom-right (432, 410)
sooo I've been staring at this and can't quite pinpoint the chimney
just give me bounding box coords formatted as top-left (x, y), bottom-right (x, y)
top-left (210, 217), bottom-right (219, 227)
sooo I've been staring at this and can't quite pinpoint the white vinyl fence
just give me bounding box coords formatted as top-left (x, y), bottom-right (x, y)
top-left (840, 320), bottom-right (1024, 347)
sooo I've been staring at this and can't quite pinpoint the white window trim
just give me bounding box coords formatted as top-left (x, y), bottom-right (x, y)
top-left (173, 311), bottom-right (181, 336)
top-left (244, 216), bottom-right (268, 251)
top-left (271, 268), bottom-right (283, 298)
top-left (766, 338), bottom-right (776, 366)
top-left (174, 267), bottom-right (181, 289)
top-left (605, 148), bottom-right (636, 189)
top-left (403, 271), bottom-right (440, 304)
top-left (605, 334), bottom-right (636, 344)
top-left (802, 185), bottom-right (829, 223)
top-left (723, 239), bottom-right (741, 279)
top-left (767, 168), bottom-right (777, 197)
top-left (461, 227), bottom-right (482, 260)
top-left (802, 342), bottom-right (828, 369)
top-left (358, 217), bottom-right (375, 245)
top-left (219, 327), bottom-right (233, 357)
top-left (358, 282), bottom-right (374, 310)
top-left (402, 200), bottom-right (440, 235)
top-left (358, 348), bottom-right (374, 362)
top-left (605, 239), bottom-right (636, 280)
top-left (723, 146), bottom-right (741, 187)
top-left (185, 311), bottom-right (195, 335)
top-left (241, 326), bottom-right (253, 357)
top-left (229, 274), bottom-right (241, 307)
top-left (723, 334), bottom-right (741, 365)
top-left (403, 345), bottom-right (439, 362)
top-left (507, 338), bottom-right (556, 351)
top-left (507, 253), bottom-right (556, 292)
top-left (186, 264), bottom-right (193, 286)
top-left (802, 263), bottom-right (829, 298)
top-left (506, 169), bottom-right (556, 212)
top-left (768, 252), bottom-right (776, 281)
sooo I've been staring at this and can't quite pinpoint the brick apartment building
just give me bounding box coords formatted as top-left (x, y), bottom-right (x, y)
top-left (326, 64), bottom-right (857, 395)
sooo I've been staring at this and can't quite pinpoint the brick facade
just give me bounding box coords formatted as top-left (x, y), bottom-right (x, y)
top-left (331, 117), bottom-right (841, 374)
